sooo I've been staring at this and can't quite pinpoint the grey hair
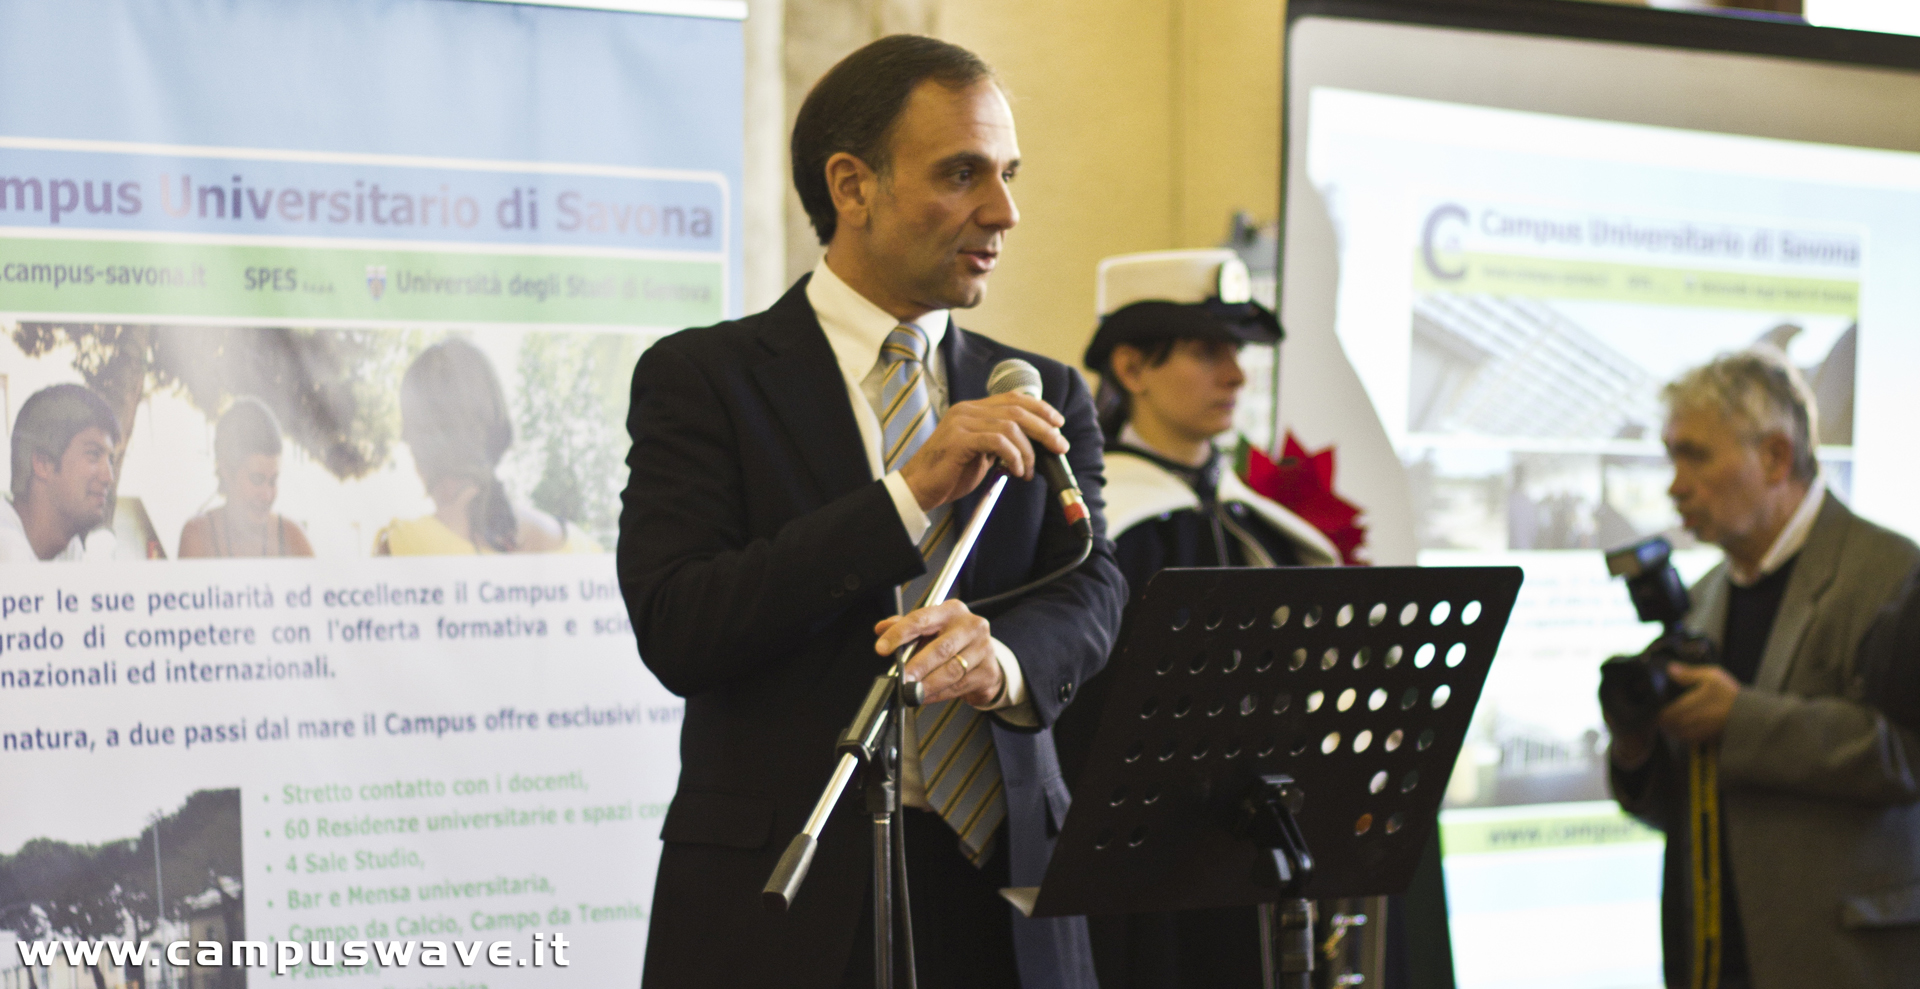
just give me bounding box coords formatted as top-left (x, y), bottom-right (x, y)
top-left (1662, 348), bottom-right (1819, 483)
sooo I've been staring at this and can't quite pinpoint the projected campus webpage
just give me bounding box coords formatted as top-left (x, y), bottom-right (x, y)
top-left (1305, 87), bottom-right (1920, 989)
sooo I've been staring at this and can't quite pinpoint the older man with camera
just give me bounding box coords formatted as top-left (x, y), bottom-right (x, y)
top-left (1608, 349), bottom-right (1920, 989)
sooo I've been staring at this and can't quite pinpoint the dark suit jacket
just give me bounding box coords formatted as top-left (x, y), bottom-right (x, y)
top-left (1611, 494), bottom-right (1920, 989)
top-left (618, 277), bottom-right (1126, 989)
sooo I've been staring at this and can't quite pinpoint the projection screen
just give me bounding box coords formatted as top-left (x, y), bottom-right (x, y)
top-left (1279, 3), bottom-right (1920, 987)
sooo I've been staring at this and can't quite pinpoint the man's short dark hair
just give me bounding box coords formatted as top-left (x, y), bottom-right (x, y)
top-left (12, 383), bottom-right (121, 500)
top-left (790, 34), bottom-right (994, 245)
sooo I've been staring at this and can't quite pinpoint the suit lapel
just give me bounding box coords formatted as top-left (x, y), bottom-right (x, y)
top-left (945, 324), bottom-right (991, 406)
top-left (749, 278), bottom-right (873, 499)
top-left (944, 326), bottom-right (994, 599)
top-left (1754, 492), bottom-right (1848, 693)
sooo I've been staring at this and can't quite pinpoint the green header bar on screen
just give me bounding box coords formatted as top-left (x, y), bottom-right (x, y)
top-left (1413, 251), bottom-right (1858, 316)
top-left (0, 236), bottom-right (723, 326)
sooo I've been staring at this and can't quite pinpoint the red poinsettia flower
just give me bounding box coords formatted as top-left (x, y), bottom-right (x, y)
top-left (1238, 432), bottom-right (1368, 565)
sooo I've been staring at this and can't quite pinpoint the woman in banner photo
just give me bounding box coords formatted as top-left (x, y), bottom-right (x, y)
top-left (177, 398), bottom-right (315, 558)
top-left (1052, 249), bottom-right (1340, 989)
top-left (377, 337), bottom-right (597, 556)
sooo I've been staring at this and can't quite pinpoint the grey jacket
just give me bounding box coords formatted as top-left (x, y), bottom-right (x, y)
top-left (1612, 493), bottom-right (1920, 989)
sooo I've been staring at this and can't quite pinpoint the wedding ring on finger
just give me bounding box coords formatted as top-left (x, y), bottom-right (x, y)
top-left (957, 656), bottom-right (970, 674)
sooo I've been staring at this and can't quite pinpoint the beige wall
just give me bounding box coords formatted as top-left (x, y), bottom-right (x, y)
top-left (936, 0), bottom-right (1288, 366)
top-left (1169, 0), bottom-right (1288, 249)
top-left (743, 0), bottom-right (1288, 368)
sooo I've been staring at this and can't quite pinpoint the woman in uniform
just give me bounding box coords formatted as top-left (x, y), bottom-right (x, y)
top-left (1054, 249), bottom-right (1338, 989)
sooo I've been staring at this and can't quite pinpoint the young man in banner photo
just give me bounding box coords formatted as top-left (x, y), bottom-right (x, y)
top-left (0, 383), bottom-right (120, 562)
top-left (1608, 350), bottom-right (1920, 989)
top-left (618, 35), bottom-right (1125, 989)
top-left (1051, 250), bottom-right (1341, 989)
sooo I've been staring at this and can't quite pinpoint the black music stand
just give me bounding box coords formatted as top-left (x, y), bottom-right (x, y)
top-left (1023, 566), bottom-right (1522, 987)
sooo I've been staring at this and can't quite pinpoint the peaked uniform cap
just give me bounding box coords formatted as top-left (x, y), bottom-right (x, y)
top-left (1086, 249), bottom-right (1281, 373)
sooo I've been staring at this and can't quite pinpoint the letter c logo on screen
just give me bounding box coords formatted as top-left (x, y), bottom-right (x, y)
top-left (1421, 204), bottom-right (1470, 282)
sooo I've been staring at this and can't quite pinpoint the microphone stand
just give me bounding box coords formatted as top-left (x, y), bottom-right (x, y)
top-left (763, 472), bottom-right (1012, 989)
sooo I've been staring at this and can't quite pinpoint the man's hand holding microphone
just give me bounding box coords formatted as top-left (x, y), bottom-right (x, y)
top-left (874, 365), bottom-right (1071, 708)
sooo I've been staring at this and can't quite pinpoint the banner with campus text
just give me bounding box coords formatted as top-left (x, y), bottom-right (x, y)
top-left (0, 1), bottom-right (742, 985)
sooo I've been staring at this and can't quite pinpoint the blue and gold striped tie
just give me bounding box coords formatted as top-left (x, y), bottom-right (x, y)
top-left (877, 324), bottom-right (1006, 865)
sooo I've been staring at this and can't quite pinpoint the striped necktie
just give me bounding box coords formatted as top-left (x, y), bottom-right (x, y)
top-left (875, 324), bottom-right (1006, 865)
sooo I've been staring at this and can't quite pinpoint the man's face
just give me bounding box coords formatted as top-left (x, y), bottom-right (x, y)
top-left (1663, 405), bottom-right (1776, 549)
top-left (37, 426), bottom-right (116, 535)
top-left (864, 79), bottom-right (1020, 312)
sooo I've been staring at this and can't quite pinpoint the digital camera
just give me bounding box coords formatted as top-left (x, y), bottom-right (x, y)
top-left (1598, 536), bottom-right (1716, 734)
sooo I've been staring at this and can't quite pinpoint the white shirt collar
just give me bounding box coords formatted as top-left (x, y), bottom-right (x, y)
top-left (1729, 477), bottom-right (1826, 587)
top-left (1118, 423), bottom-right (1214, 468)
top-left (806, 257), bottom-right (949, 383)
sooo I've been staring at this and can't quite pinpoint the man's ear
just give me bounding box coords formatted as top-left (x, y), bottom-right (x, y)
top-left (824, 152), bottom-right (876, 234)
top-left (30, 448), bottom-right (58, 482)
top-left (1759, 430), bottom-right (1798, 485)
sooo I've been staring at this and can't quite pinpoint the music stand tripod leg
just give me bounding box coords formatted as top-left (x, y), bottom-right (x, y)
top-left (1240, 774), bottom-right (1316, 989)
top-left (1258, 898), bottom-right (1316, 989)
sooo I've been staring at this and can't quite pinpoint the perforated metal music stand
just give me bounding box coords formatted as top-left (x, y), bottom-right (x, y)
top-left (1029, 565), bottom-right (1521, 923)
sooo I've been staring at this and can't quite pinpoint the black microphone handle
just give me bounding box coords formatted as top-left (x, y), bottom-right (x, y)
top-left (985, 357), bottom-right (1090, 533)
top-left (1036, 449), bottom-right (1090, 533)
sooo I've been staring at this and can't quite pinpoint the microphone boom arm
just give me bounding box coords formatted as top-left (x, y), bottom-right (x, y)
top-left (762, 473), bottom-right (1011, 913)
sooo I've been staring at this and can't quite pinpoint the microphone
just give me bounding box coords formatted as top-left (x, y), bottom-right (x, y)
top-left (987, 359), bottom-right (1091, 532)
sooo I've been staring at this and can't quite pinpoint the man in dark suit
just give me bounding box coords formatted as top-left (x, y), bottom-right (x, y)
top-left (618, 35), bottom-right (1126, 989)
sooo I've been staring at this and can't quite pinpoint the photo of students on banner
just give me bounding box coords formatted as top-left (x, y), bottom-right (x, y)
top-left (0, 321), bottom-right (642, 562)
top-left (0, 788), bottom-right (244, 989)
top-left (178, 398), bottom-right (315, 559)
top-left (376, 339), bottom-right (599, 556)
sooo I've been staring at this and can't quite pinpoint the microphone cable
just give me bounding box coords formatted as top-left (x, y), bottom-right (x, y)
top-left (961, 357), bottom-right (1096, 612)
top-left (965, 521), bottom-right (1093, 612)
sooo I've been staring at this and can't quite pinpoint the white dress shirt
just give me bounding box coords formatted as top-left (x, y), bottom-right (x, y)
top-left (1727, 477), bottom-right (1827, 588)
top-left (805, 260), bottom-right (1037, 809)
